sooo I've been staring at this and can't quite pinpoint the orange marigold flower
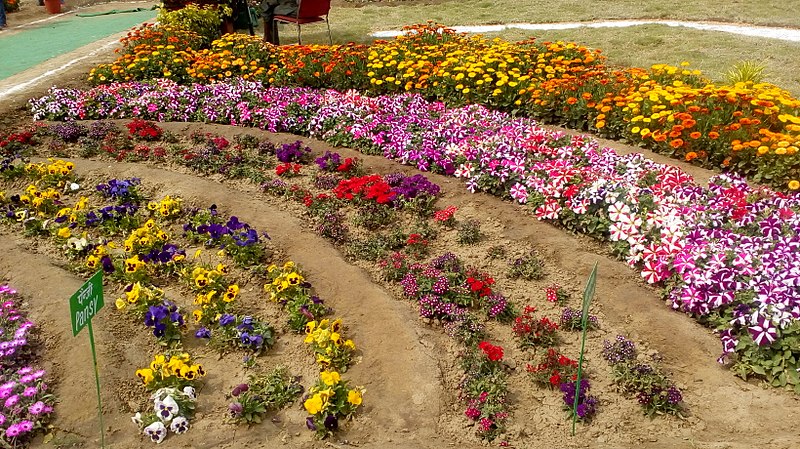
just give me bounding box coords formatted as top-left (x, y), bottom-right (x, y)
top-left (708, 131), bottom-right (720, 140)
top-left (671, 139), bottom-right (685, 149)
top-left (685, 151), bottom-right (698, 161)
top-left (689, 132), bottom-right (702, 139)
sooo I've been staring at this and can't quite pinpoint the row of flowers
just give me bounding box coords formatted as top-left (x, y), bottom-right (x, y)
top-left (0, 153), bottom-right (364, 441)
top-left (81, 22), bottom-right (800, 190)
top-left (26, 82), bottom-right (800, 389)
top-left (0, 285), bottom-right (55, 447)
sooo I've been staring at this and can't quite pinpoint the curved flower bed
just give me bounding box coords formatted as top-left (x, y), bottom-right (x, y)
top-left (84, 23), bottom-right (800, 190)
top-left (0, 153), bottom-right (365, 441)
top-left (28, 80), bottom-right (800, 389)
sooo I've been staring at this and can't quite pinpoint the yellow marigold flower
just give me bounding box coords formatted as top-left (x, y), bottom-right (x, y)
top-left (789, 180), bottom-right (800, 190)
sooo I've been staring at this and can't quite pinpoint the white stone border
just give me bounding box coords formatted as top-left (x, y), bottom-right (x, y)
top-left (372, 20), bottom-right (800, 42)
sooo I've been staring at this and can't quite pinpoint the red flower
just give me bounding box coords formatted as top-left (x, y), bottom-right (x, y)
top-left (478, 341), bottom-right (504, 361)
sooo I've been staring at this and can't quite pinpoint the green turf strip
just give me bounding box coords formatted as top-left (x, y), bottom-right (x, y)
top-left (0, 9), bottom-right (157, 80)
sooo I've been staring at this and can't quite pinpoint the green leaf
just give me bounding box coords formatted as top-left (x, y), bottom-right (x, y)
top-left (750, 364), bottom-right (766, 375)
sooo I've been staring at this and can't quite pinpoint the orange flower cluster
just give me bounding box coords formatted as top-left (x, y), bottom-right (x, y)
top-left (88, 22), bottom-right (800, 189)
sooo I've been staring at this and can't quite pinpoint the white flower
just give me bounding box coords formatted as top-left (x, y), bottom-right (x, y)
top-left (131, 412), bottom-right (143, 427)
top-left (169, 416), bottom-right (189, 434)
top-left (154, 395), bottom-right (179, 423)
top-left (69, 182), bottom-right (80, 191)
top-left (143, 421), bottom-right (167, 444)
top-left (182, 386), bottom-right (196, 401)
top-left (67, 237), bottom-right (88, 251)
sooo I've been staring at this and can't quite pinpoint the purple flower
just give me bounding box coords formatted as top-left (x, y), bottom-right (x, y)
top-left (195, 327), bottom-right (211, 339)
top-left (4, 395), bottom-right (19, 408)
top-left (306, 417), bottom-right (316, 430)
top-left (323, 414), bottom-right (338, 431)
top-left (219, 314), bottom-right (235, 326)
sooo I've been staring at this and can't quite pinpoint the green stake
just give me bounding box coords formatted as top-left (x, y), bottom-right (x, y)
top-left (572, 262), bottom-right (598, 436)
top-left (87, 320), bottom-right (106, 448)
top-left (69, 271), bottom-right (106, 448)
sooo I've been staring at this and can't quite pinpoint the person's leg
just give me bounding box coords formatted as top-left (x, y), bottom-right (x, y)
top-left (0, 0), bottom-right (7, 29)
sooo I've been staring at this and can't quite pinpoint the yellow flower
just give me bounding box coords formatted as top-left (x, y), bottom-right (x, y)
top-left (305, 321), bottom-right (317, 335)
top-left (789, 180), bottom-right (800, 190)
top-left (224, 284), bottom-right (239, 302)
top-left (304, 394), bottom-right (324, 415)
top-left (135, 368), bottom-right (154, 385)
top-left (320, 371), bottom-right (341, 386)
top-left (194, 274), bottom-right (209, 288)
top-left (115, 297), bottom-right (127, 310)
top-left (347, 389), bottom-right (363, 406)
top-left (193, 309), bottom-right (203, 322)
top-left (330, 332), bottom-right (342, 347)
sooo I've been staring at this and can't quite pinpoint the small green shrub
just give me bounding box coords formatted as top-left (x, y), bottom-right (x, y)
top-left (724, 60), bottom-right (768, 85)
top-left (508, 251), bottom-right (545, 281)
top-left (457, 219), bottom-right (483, 245)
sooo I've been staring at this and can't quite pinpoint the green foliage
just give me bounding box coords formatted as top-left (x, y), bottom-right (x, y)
top-left (508, 251), bottom-right (545, 281)
top-left (724, 60), bottom-right (769, 85)
top-left (228, 366), bottom-right (304, 424)
top-left (731, 322), bottom-right (800, 393)
top-left (486, 245), bottom-right (507, 260)
top-left (157, 4), bottom-right (228, 45)
top-left (457, 219), bottom-right (483, 245)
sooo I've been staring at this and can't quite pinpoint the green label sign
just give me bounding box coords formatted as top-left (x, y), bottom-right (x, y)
top-left (70, 271), bottom-right (104, 336)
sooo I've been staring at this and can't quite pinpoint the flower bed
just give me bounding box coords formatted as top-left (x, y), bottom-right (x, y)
top-left (27, 82), bottom-right (800, 390)
top-left (0, 153), bottom-right (367, 442)
top-left (0, 285), bottom-right (55, 447)
top-left (83, 23), bottom-right (800, 190)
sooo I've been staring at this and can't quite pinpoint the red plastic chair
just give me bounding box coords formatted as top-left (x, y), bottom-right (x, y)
top-left (273, 0), bottom-right (332, 45)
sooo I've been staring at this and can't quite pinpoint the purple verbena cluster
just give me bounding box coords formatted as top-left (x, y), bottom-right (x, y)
top-left (560, 379), bottom-right (598, 420)
top-left (49, 122), bottom-right (87, 142)
top-left (315, 151), bottom-right (342, 172)
top-left (602, 335), bottom-right (637, 364)
top-left (276, 141), bottom-right (311, 163)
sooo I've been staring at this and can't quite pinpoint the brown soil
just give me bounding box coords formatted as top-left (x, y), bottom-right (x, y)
top-left (0, 122), bottom-right (798, 449)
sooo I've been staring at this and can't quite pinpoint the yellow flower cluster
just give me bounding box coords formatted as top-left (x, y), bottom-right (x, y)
top-left (135, 353), bottom-right (206, 388)
top-left (115, 281), bottom-right (165, 311)
top-left (25, 158), bottom-right (74, 178)
top-left (123, 219), bottom-right (169, 254)
top-left (304, 319), bottom-right (356, 371)
top-left (146, 195), bottom-right (183, 219)
top-left (17, 184), bottom-right (61, 214)
top-left (85, 242), bottom-right (114, 270)
top-left (189, 34), bottom-right (271, 81)
top-left (264, 261), bottom-right (305, 301)
top-left (303, 370), bottom-right (364, 415)
top-left (186, 263), bottom-right (236, 323)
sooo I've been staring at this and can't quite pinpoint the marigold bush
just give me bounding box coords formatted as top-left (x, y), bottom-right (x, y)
top-left (85, 22), bottom-right (800, 189)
